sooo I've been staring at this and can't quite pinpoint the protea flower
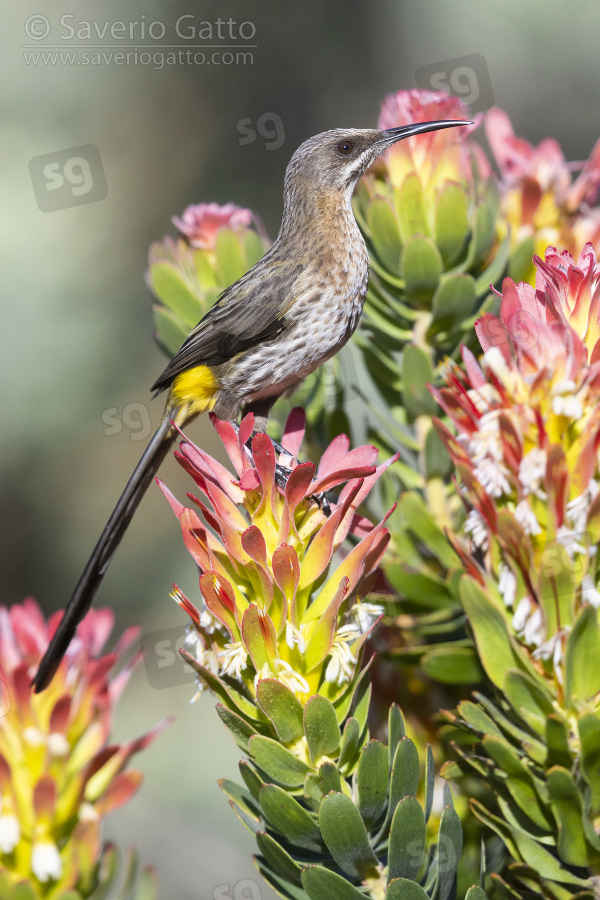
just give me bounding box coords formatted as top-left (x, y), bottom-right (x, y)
top-left (147, 201), bottom-right (269, 356)
top-left (486, 107), bottom-right (600, 278)
top-left (0, 598), bottom-right (165, 898)
top-left (160, 408), bottom-right (396, 719)
top-left (433, 242), bottom-right (600, 696)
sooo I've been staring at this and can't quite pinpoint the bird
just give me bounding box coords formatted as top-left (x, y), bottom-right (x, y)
top-left (32, 117), bottom-right (469, 692)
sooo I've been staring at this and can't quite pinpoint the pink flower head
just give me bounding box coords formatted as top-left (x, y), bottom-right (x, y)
top-left (485, 108), bottom-right (600, 259)
top-left (0, 598), bottom-right (166, 891)
top-left (159, 408), bottom-right (397, 703)
top-left (432, 242), bottom-right (600, 684)
top-left (376, 89), bottom-right (486, 189)
top-left (172, 202), bottom-right (254, 250)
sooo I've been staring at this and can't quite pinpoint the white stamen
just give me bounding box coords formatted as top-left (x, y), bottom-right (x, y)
top-left (498, 563), bottom-right (517, 608)
top-left (32, 840), bottom-right (62, 882)
top-left (514, 499), bottom-right (542, 535)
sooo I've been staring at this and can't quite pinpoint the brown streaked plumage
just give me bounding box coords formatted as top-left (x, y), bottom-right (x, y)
top-left (33, 117), bottom-right (470, 692)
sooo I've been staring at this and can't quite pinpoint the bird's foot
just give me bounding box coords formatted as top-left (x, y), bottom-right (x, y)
top-left (232, 425), bottom-right (332, 517)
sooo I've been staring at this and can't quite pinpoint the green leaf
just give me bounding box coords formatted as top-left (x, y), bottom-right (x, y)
top-left (302, 865), bottom-right (367, 900)
top-left (249, 735), bottom-right (312, 787)
top-left (547, 766), bottom-right (600, 865)
top-left (459, 577), bottom-right (532, 688)
top-left (565, 604), bottom-right (600, 706)
top-left (338, 717), bottom-right (361, 771)
top-left (435, 183), bottom-right (470, 267)
top-left (579, 712), bottom-right (600, 813)
top-left (471, 800), bottom-right (587, 887)
top-left (256, 679), bottom-right (305, 743)
top-left (465, 888), bottom-right (490, 900)
top-left (437, 803), bottom-right (462, 900)
top-left (395, 173), bottom-right (429, 242)
top-left (425, 745), bottom-right (434, 825)
top-left (255, 857), bottom-right (311, 900)
top-left (216, 704), bottom-right (259, 752)
top-left (402, 344), bottom-right (437, 421)
top-left (470, 201), bottom-right (496, 267)
top-left (503, 669), bottom-right (554, 731)
top-left (148, 261), bottom-right (203, 323)
top-left (386, 878), bottom-right (430, 900)
top-left (424, 424), bottom-right (454, 480)
top-left (239, 759), bottom-right (264, 802)
top-left (397, 492), bottom-right (459, 570)
top-left (388, 796), bottom-right (426, 883)
top-left (215, 228), bottom-right (246, 285)
top-left (388, 737), bottom-right (420, 817)
top-left (259, 784), bottom-right (322, 851)
top-left (508, 236), bottom-right (535, 283)
top-left (401, 236), bottom-right (443, 308)
top-left (256, 831), bottom-right (303, 885)
top-left (546, 714), bottom-right (573, 769)
top-left (304, 695), bottom-right (341, 764)
top-left (151, 305), bottom-right (189, 356)
top-left (319, 792), bottom-right (379, 878)
top-left (368, 197), bottom-right (403, 275)
top-left (318, 761), bottom-right (342, 795)
top-left (480, 737), bottom-right (552, 830)
top-left (388, 704), bottom-right (406, 767)
top-left (429, 274), bottom-right (476, 336)
top-left (357, 740), bottom-right (389, 829)
top-left (245, 229), bottom-right (266, 266)
top-left (420, 645), bottom-right (483, 684)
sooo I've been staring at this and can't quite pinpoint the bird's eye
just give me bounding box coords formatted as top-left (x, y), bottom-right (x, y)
top-left (336, 140), bottom-right (355, 155)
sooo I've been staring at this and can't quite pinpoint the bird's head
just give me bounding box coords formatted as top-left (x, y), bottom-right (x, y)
top-left (283, 120), bottom-right (471, 202)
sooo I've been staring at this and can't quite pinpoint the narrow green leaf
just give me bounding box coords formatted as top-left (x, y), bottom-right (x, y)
top-left (460, 577), bottom-right (531, 688)
top-left (216, 704), bottom-right (258, 752)
top-left (357, 740), bottom-right (389, 829)
top-left (429, 274), bottom-right (476, 335)
top-left (401, 236), bottom-right (443, 308)
top-left (249, 735), bottom-right (312, 787)
top-left (388, 704), bottom-right (405, 768)
top-left (318, 761), bottom-right (342, 795)
top-left (304, 695), bottom-right (341, 764)
top-left (395, 173), bottom-right (429, 242)
top-left (546, 715), bottom-right (573, 769)
top-left (338, 717), bottom-right (361, 771)
top-left (435, 183), bottom-right (470, 266)
top-left (425, 744), bottom-right (435, 824)
top-left (402, 344), bottom-right (438, 421)
top-left (219, 778), bottom-right (261, 824)
top-left (256, 679), bottom-right (305, 743)
top-left (437, 804), bottom-right (462, 900)
top-left (368, 197), bottom-right (403, 275)
top-left (388, 796), bottom-right (426, 883)
top-left (215, 228), bottom-right (246, 285)
top-left (388, 737), bottom-right (420, 817)
top-left (259, 784), bottom-right (322, 851)
top-left (302, 865), bottom-right (367, 900)
top-left (255, 857), bottom-right (311, 900)
top-left (397, 492), bottom-right (458, 569)
top-left (547, 766), bottom-right (600, 866)
top-left (421, 645), bottom-right (483, 684)
top-left (565, 605), bottom-right (600, 705)
top-left (319, 792), bottom-right (379, 878)
top-left (579, 712), bottom-right (600, 813)
top-left (465, 887), bottom-right (489, 900)
top-left (239, 760), bottom-right (264, 802)
top-left (151, 305), bottom-right (189, 356)
top-left (148, 261), bottom-right (203, 322)
top-left (256, 831), bottom-right (303, 885)
top-left (386, 878), bottom-right (430, 900)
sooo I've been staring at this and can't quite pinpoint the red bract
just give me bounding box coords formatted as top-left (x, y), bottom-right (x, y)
top-left (159, 408), bottom-right (397, 703)
top-left (0, 598), bottom-right (167, 892)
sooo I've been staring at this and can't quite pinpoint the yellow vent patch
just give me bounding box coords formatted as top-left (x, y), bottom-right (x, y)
top-left (171, 365), bottom-right (219, 413)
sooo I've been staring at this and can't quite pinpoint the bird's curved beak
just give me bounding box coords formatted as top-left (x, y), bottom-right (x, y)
top-left (378, 119), bottom-right (473, 146)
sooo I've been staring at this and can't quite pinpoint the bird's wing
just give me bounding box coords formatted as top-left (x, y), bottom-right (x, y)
top-left (151, 259), bottom-right (304, 393)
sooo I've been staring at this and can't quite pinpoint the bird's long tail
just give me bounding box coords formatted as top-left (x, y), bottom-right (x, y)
top-left (32, 412), bottom-right (182, 692)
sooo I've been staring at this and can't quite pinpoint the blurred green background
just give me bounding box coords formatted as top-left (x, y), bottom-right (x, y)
top-left (3, 0), bottom-right (600, 896)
